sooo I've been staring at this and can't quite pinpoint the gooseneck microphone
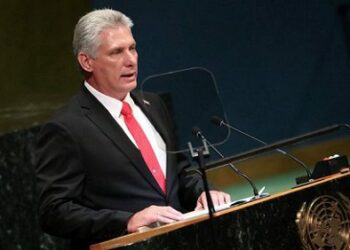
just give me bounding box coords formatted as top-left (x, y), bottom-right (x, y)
top-left (210, 116), bottom-right (313, 181)
top-left (192, 127), bottom-right (260, 197)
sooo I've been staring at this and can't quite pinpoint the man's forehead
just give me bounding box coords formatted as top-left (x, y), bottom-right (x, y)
top-left (101, 25), bottom-right (133, 36)
top-left (99, 26), bottom-right (135, 44)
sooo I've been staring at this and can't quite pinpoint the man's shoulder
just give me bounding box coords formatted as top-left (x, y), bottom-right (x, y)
top-left (38, 92), bottom-right (94, 142)
top-left (41, 90), bottom-right (90, 134)
top-left (51, 94), bottom-right (82, 121)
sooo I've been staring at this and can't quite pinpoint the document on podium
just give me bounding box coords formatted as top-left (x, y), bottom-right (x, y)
top-left (183, 187), bottom-right (269, 220)
top-left (136, 193), bottom-right (268, 232)
top-left (136, 198), bottom-right (248, 233)
top-left (137, 187), bottom-right (269, 233)
top-left (183, 197), bottom-right (250, 220)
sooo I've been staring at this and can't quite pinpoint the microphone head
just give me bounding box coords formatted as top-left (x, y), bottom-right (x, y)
top-left (191, 126), bottom-right (202, 137)
top-left (210, 116), bottom-right (224, 126)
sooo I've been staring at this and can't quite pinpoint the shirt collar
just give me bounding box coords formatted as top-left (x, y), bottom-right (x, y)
top-left (84, 81), bottom-right (136, 117)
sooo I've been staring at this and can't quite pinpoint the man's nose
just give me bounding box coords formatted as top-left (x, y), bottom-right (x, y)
top-left (124, 51), bottom-right (137, 66)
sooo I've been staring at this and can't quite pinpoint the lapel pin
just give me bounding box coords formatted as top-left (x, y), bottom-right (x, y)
top-left (143, 99), bottom-right (151, 106)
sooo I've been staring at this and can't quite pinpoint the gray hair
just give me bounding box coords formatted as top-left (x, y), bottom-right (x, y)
top-left (73, 8), bottom-right (134, 59)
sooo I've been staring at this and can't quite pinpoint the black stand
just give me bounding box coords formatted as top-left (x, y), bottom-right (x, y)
top-left (188, 141), bottom-right (215, 218)
top-left (188, 143), bottom-right (217, 248)
top-left (195, 148), bottom-right (215, 218)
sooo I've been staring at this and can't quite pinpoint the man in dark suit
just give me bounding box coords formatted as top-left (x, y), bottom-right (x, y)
top-left (35, 8), bottom-right (231, 249)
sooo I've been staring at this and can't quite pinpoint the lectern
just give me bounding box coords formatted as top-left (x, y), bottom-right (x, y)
top-left (90, 171), bottom-right (350, 249)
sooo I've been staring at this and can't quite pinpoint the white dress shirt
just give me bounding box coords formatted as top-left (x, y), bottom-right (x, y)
top-left (84, 81), bottom-right (167, 176)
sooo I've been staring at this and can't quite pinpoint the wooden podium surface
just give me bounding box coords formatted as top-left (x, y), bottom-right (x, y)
top-left (90, 171), bottom-right (350, 249)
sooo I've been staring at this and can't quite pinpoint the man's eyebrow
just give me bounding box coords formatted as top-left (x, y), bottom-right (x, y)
top-left (109, 46), bottom-right (123, 52)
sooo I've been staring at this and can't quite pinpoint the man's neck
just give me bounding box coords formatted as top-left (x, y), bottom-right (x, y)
top-left (85, 80), bottom-right (128, 101)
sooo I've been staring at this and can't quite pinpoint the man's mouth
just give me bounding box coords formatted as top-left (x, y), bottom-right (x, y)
top-left (121, 72), bottom-right (136, 81)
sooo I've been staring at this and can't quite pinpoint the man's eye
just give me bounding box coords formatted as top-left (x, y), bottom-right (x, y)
top-left (111, 49), bottom-right (122, 55)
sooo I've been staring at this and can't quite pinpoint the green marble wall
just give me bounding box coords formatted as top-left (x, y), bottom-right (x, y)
top-left (0, 127), bottom-right (71, 249)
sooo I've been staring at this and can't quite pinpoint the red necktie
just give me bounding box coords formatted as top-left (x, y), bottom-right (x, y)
top-left (121, 102), bottom-right (166, 193)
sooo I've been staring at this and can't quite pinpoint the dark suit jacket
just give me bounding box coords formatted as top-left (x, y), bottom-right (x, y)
top-left (35, 86), bottom-right (203, 248)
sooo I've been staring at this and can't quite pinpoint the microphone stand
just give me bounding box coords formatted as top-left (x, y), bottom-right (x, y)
top-left (187, 141), bottom-right (218, 249)
top-left (211, 116), bottom-right (313, 182)
top-left (195, 127), bottom-right (269, 200)
top-left (187, 141), bottom-right (215, 219)
top-left (205, 138), bottom-right (259, 197)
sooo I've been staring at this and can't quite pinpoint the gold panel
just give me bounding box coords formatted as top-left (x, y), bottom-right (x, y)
top-left (296, 193), bottom-right (350, 249)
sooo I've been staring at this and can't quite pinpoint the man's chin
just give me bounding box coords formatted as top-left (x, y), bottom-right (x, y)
top-left (122, 80), bottom-right (137, 93)
top-left (128, 80), bottom-right (137, 90)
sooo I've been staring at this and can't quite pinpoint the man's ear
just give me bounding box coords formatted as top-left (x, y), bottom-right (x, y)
top-left (77, 52), bottom-right (93, 72)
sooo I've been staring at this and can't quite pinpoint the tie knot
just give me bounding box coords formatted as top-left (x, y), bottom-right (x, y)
top-left (121, 102), bottom-right (132, 117)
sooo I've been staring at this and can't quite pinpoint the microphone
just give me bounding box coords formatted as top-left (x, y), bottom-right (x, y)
top-left (210, 116), bottom-right (313, 182)
top-left (192, 126), bottom-right (260, 197)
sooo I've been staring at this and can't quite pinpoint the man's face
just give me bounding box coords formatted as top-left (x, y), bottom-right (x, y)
top-left (82, 25), bottom-right (138, 100)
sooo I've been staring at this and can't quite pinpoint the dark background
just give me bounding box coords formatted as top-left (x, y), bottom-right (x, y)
top-left (0, 0), bottom-right (350, 155)
top-left (91, 0), bottom-right (350, 155)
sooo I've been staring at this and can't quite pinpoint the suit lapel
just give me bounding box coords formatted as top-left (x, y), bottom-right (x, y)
top-left (131, 92), bottom-right (170, 145)
top-left (77, 87), bottom-right (165, 195)
top-left (132, 92), bottom-right (178, 197)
